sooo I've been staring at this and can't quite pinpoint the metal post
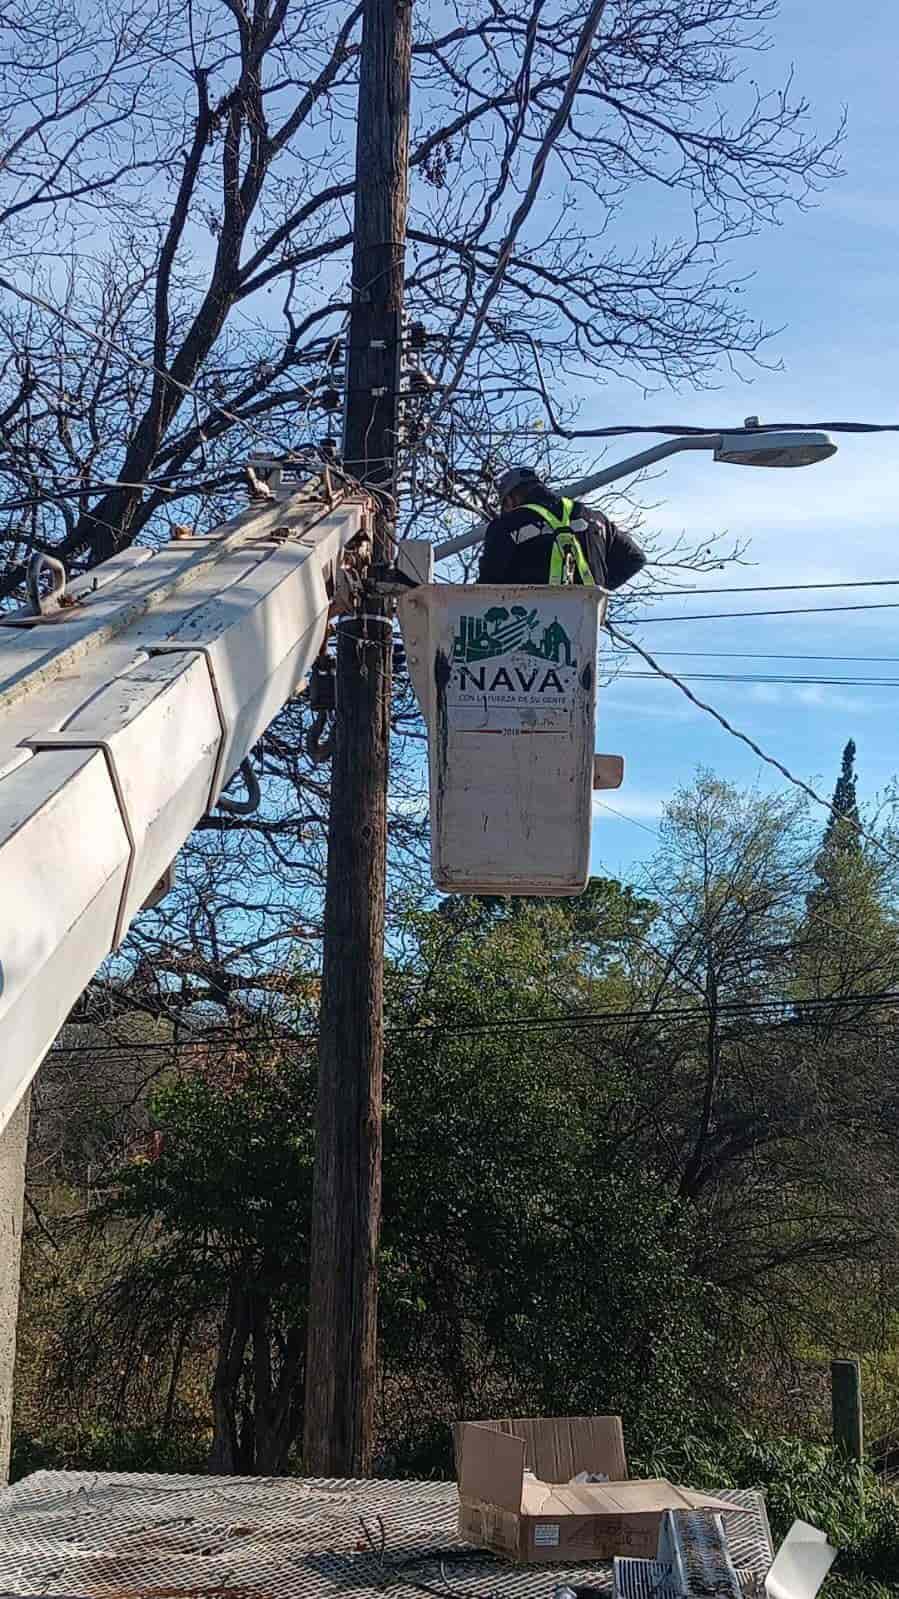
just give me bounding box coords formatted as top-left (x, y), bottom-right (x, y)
top-left (0, 1092), bottom-right (30, 1484)
top-left (831, 1358), bottom-right (864, 1462)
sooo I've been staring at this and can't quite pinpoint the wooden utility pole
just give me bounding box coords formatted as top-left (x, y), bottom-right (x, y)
top-left (303, 0), bottom-right (412, 1476)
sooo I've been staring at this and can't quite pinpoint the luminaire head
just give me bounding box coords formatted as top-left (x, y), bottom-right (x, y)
top-left (714, 425), bottom-right (837, 469)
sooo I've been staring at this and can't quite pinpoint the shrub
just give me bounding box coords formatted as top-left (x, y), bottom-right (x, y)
top-left (11, 1423), bottom-right (209, 1482)
top-left (634, 1425), bottom-right (899, 1589)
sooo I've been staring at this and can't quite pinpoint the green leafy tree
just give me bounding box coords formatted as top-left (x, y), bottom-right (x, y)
top-left (805, 738), bottom-right (863, 943)
top-left (800, 741), bottom-right (899, 1002)
top-left (379, 890), bottom-right (715, 1473)
top-left (57, 1048), bottom-right (317, 1475)
top-left (820, 739), bottom-right (861, 854)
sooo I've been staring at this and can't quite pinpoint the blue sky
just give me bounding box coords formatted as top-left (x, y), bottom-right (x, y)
top-left (583, 0), bottom-right (899, 880)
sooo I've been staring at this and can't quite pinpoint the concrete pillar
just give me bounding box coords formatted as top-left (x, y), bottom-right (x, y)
top-left (0, 1092), bottom-right (30, 1485)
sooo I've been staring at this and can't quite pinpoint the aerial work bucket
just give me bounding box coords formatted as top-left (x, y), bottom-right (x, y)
top-left (397, 583), bottom-right (615, 896)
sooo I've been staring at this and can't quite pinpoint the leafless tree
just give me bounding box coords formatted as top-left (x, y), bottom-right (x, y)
top-left (0, 0), bottom-right (175, 241)
top-left (0, 0), bottom-right (842, 601)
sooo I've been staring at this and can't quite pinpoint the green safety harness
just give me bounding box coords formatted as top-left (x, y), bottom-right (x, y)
top-left (522, 497), bottom-right (595, 586)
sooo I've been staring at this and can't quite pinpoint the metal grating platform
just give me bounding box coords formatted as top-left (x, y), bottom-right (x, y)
top-left (0, 1474), bottom-right (772, 1599)
top-left (614, 1559), bottom-right (761, 1598)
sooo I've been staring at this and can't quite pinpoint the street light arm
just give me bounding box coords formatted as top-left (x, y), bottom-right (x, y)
top-left (563, 435), bottom-right (720, 498)
top-left (432, 435), bottom-right (720, 562)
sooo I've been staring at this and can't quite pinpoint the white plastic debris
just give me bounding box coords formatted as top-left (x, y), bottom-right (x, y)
top-left (764, 1520), bottom-right (837, 1599)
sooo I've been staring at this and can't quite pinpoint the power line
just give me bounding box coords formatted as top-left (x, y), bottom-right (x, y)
top-left (618, 650), bottom-right (899, 664)
top-left (5, 273), bottom-right (899, 611)
top-left (0, 470), bottom-right (254, 516)
top-left (616, 671), bottom-right (899, 687)
top-left (644, 577), bottom-right (899, 596)
top-left (0, 274), bottom-right (364, 507)
top-left (606, 620), bottom-right (899, 871)
top-left (45, 988), bottom-right (899, 1057)
top-left (619, 602), bottom-right (899, 624)
top-left (594, 798), bottom-right (662, 839)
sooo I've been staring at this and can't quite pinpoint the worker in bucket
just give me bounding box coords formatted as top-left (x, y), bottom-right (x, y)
top-left (478, 466), bottom-right (646, 589)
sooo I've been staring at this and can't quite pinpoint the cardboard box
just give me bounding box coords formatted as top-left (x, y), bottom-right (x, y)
top-left (455, 1416), bottom-right (737, 1563)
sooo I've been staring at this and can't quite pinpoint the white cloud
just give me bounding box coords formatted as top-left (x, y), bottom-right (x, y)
top-left (746, 682), bottom-right (876, 714)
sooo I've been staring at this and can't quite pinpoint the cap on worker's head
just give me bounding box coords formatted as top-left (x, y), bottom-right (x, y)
top-left (497, 465), bottom-right (541, 500)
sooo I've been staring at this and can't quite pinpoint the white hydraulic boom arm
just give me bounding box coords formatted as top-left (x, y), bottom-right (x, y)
top-left (0, 475), bottom-right (371, 1137)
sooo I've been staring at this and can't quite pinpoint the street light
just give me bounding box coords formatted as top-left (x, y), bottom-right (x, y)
top-left (433, 420), bottom-right (837, 561)
top-left (556, 421), bottom-right (836, 498)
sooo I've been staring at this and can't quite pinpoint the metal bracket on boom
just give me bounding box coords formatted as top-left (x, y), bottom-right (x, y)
top-left (246, 457), bottom-right (285, 495)
top-left (214, 757), bottom-right (261, 817)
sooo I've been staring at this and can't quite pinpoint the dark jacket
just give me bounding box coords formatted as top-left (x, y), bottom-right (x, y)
top-left (477, 486), bottom-right (645, 589)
